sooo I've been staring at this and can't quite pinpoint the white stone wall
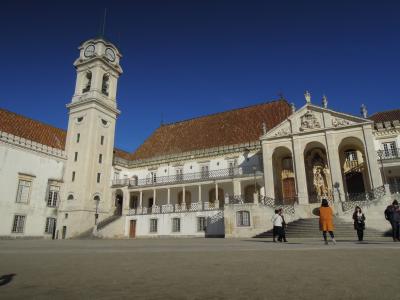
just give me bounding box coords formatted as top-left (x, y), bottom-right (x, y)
top-left (125, 210), bottom-right (224, 238)
top-left (0, 142), bottom-right (64, 238)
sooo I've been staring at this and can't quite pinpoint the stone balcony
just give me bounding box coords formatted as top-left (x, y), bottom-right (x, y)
top-left (377, 148), bottom-right (400, 161)
top-left (112, 166), bottom-right (263, 189)
top-left (128, 201), bottom-right (221, 216)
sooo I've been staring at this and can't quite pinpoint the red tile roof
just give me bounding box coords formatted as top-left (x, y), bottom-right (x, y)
top-left (129, 99), bottom-right (292, 161)
top-left (0, 108), bottom-right (66, 150)
top-left (369, 109), bottom-right (400, 123)
top-left (0, 99), bottom-right (292, 160)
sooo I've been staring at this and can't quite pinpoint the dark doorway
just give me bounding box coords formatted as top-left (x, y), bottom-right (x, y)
top-left (62, 226), bottom-right (67, 239)
top-left (115, 195), bottom-right (123, 215)
top-left (148, 197), bottom-right (154, 208)
top-left (346, 172), bottom-right (365, 195)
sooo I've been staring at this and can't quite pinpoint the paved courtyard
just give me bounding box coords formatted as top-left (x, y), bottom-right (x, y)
top-left (0, 238), bottom-right (399, 300)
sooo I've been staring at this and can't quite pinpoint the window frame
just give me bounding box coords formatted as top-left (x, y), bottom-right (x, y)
top-left (47, 185), bottom-right (60, 207)
top-left (11, 214), bottom-right (26, 233)
top-left (197, 217), bottom-right (206, 232)
top-left (44, 217), bottom-right (57, 234)
top-left (150, 218), bottom-right (158, 233)
top-left (236, 211), bottom-right (251, 227)
top-left (15, 176), bottom-right (33, 204)
top-left (172, 218), bottom-right (181, 233)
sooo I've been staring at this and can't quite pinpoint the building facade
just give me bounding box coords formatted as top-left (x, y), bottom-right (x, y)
top-left (1, 37), bottom-right (399, 239)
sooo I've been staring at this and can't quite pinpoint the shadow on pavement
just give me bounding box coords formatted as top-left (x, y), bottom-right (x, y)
top-left (0, 274), bottom-right (16, 287)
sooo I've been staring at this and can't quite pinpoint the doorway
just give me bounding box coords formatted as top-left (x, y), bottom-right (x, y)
top-left (62, 226), bottom-right (67, 239)
top-left (129, 220), bottom-right (136, 238)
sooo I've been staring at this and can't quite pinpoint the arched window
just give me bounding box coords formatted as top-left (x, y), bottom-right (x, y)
top-left (94, 195), bottom-right (100, 202)
top-left (101, 74), bottom-right (109, 96)
top-left (82, 71), bottom-right (92, 93)
top-left (67, 194), bottom-right (74, 200)
top-left (236, 211), bottom-right (250, 227)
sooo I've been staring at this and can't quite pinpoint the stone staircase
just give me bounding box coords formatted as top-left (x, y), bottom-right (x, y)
top-left (74, 215), bottom-right (121, 239)
top-left (255, 217), bottom-right (388, 239)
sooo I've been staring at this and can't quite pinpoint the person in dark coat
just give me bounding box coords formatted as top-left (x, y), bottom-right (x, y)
top-left (352, 206), bottom-right (366, 242)
top-left (278, 208), bottom-right (288, 243)
top-left (385, 200), bottom-right (400, 241)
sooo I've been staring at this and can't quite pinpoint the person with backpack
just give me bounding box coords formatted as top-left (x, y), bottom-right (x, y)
top-left (385, 200), bottom-right (400, 241)
top-left (352, 206), bottom-right (366, 242)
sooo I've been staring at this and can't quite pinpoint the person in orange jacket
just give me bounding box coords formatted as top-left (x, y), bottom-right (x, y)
top-left (319, 198), bottom-right (336, 245)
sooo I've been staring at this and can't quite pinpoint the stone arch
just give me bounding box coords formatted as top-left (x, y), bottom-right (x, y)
top-left (303, 141), bottom-right (332, 203)
top-left (244, 184), bottom-right (261, 203)
top-left (338, 136), bottom-right (371, 199)
top-left (178, 190), bottom-right (192, 207)
top-left (209, 188), bottom-right (224, 208)
top-left (272, 146), bottom-right (296, 205)
top-left (114, 189), bottom-right (123, 216)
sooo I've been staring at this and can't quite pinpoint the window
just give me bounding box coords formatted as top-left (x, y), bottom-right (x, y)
top-left (47, 185), bottom-right (60, 207)
top-left (67, 194), bottom-right (74, 201)
top-left (72, 171), bottom-right (76, 182)
top-left (172, 218), bottom-right (181, 232)
top-left (74, 152), bottom-right (78, 162)
top-left (383, 142), bottom-right (397, 158)
top-left (197, 217), bottom-right (206, 232)
top-left (114, 172), bottom-right (120, 180)
top-left (45, 218), bottom-right (56, 234)
top-left (345, 150), bottom-right (357, 162)
top-left (176, 168), bottom-right (183, 181)
top-left (99, 154), bottom-right (102, 164)
top-left (82, 71), bottom-right (92, 93)
top-left (16, 179), bottom-right (32, 203)
top-left (102, 74), bottom-right (109, 96)
top-left (388, 177), bottom-right (400, 194)
top-left (201, 165), bottom-right (209, 179)
top-left (65, 213), bottom-right (68, 219)
top-left (12, 215), bottom-right (25, 233)
top-left (97, 173), bottom-right (101, 183)
top-left (147, 172), bottom-right (157, 184)
top-left (228, 159), bottom-right (237, 176)
top-left (236, 211), bottom-right (250, 227)
top-left (100, 136), bottom-right (104, 145)
top-left (150, 219), bottom-right (158, 233)
top-left (77, 133), bottom-right (80, 143)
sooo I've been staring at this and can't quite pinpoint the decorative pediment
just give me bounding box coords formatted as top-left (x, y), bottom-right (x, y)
top-left (299, 110), bottom-right (321, 131)
top-left (262, 103), bottom-right (372, 140)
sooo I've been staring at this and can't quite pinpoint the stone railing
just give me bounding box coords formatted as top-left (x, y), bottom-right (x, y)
top-left (112, 166), bottom-right (263, 188)
top-left (128, 201), bottom-right (221, 216)
top-left (342, 185), bottom-right (386, 212)
top-left (0, 131), bottom-right (66, 159)
top-left (259, 196), bottom-right (296, 215)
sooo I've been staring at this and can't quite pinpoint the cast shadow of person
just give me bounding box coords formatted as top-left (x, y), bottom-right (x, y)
top-left (0, 274), bottom-right (16, 286)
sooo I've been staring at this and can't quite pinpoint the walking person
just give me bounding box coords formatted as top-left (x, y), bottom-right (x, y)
top-left (319, 198), bottom-right (336, 245)
top-left (385, 200), bottom-right (400, 242)
top-left (279, 208), bottom-right (288, 243)
top-left (271, 209), bottom-right (280, 242)
top-left (352, 206), bottom-right (366, 242)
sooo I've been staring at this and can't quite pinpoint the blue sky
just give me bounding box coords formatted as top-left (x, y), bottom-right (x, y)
top-left (1, 0), bottom-right (399, 151)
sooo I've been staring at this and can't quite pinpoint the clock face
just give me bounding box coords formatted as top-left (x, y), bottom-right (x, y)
top-left (84, 45), bottom-right (95, 57)
top-left (105, 48), bottom-right (116, 62)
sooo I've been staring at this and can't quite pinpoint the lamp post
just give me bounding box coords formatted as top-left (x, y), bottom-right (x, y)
top-left (377, 150), bottom-right (387, 185)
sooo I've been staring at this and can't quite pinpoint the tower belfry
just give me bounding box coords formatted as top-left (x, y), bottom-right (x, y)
top-left (58, 37), bottom-right (123, 238)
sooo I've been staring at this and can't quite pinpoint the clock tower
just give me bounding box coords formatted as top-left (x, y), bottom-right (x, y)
top-left (58, 37), bottom-right (123, 238)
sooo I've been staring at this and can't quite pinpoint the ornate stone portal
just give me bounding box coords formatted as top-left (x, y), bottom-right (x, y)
top-left (305, 148), bottom-right (332, 203)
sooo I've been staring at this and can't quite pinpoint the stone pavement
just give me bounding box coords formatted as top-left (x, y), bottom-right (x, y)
top-left (0, 238), bottom-right (399, 300)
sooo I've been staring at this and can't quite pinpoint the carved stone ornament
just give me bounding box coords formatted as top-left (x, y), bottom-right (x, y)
top-left (299, 110), bottom-right (321, 131)
top-left (274, 127), bottom-right (290, 137)
top-left (331, 117), bottom-right (351, 128)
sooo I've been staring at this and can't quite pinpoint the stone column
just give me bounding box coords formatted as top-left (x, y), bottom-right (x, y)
top-left (122, 189), bottom-right (130, 215)
top-left (182, 186), bottom-right (186, 208)
top-left (215, 183), bottom-right (219, 208)
top-left (139, 190), bottom-right (143, 208)
top-left (326, 133), bottom-right (345, 203)
top-left (233, 180), bottom-right (241, 196)
top-left (198, 185), bottom-right (202, 209)
top-left (167, 188), bottom-right (171, 205)
top-left (262, 142), bottom-right (275, 199)
top-left (363, 125), bottom-right (383, 188)
top-left (292, 138), bottom-right (308, 204)
top-left (153, 189), bottom-right (156, 206)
